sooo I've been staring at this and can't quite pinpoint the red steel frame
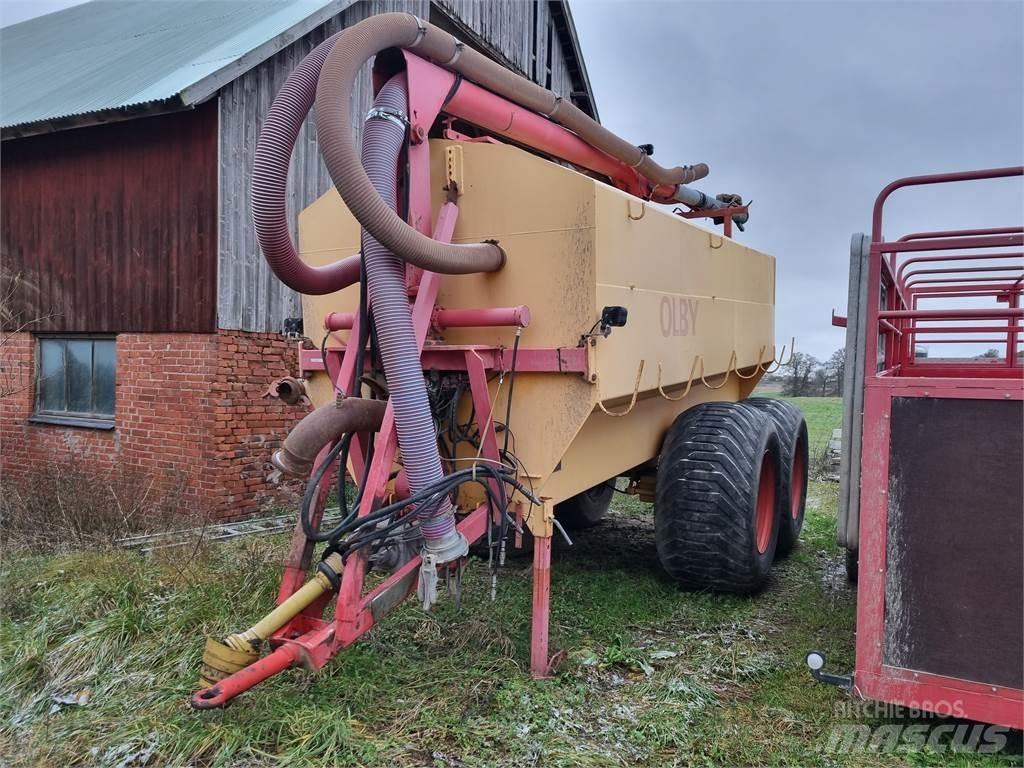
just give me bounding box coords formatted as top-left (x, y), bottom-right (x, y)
top-left (853, 166), bottom-right (1024, 729)
top-left (190, 51), bottom-right (637, 708)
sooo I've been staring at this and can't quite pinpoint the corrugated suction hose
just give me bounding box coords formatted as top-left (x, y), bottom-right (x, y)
top-left (314, 13), bottom-right (708, 276)
top-left (360, 72), bottom-right (464, 558)
top-left (254, 12), bottom-right (711, 294)
top-left (251, 32), bottom-right (363, 295)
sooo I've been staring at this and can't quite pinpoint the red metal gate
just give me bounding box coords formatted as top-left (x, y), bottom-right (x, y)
top-left (851, 167), bottom-right (1023, 729)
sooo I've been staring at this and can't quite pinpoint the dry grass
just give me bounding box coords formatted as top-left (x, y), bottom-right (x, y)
top-left (1, 460), bottom-right (201, 552)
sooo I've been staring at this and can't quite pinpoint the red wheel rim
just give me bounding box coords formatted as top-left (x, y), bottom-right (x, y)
top-left (755, 451), bottom-right (776, 554)
top-left (790, 444), bottom-right (806, 520)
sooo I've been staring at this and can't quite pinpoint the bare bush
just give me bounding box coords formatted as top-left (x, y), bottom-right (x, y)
top-left (0, 458), bottom-right (204, 551)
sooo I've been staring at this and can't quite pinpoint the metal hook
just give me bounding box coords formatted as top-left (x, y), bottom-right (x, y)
top-left (699, 351), bottom-right (737, 390)
top-left (626, 199), bottom-right (646, 221)
top-left (735, 346), bottom-right (767, 380)
top-left (656, 357), bottom-right (700, 401)
top-left (598, 359), bottom-right (645, 416)
top-left (761, 337), bottom-right (795, 373)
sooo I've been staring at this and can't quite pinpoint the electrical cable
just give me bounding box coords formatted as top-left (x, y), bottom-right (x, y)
top-left (501, 329), bottom-right (520, 455)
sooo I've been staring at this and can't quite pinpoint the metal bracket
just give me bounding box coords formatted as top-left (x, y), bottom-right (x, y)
top-left (526, 498), bottom-right (555, 539)
top-left (417, 553), bottom-right (439, 611)
top-left (445, 145), bottom-right (464, 196)
top-left (805, 651), bottom-right (854, 690)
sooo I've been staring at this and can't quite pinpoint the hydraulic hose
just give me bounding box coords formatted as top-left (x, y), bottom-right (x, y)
top-left (313, 12), bottom-right (708, 278)
top-left (359, 72), bottom-right (465, 560)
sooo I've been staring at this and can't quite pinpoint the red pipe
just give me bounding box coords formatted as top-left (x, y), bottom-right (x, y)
top-left (906, 325), bottom-right (1024, 334)
top-left (899, 226), bottom-right (1023, 242)
top-left (444, 79), bottom-right (646, 197)
top-left (871, 167), bottom-right (1023, 243)
top-left (191, 645), bottom-right (299, 709)
top-left (880, 308), bottom-right (1024, 319)
top-left (433, 305), bottom-right (531, 330)
top-left (896, 251), bottom-right (1024, 284)
top-left (325, 305), bottom-right (531, 332)
top-left (530, 534), bottom-right (553, 679)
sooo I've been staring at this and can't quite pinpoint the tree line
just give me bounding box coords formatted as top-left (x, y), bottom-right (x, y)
top-left (771, 348), bottom-right (846, 397)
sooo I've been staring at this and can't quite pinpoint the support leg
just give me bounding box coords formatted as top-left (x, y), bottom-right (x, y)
top-left (529, 499), bottom-right (555, 679)
top-left (530, 534), bottom-right (552, 678)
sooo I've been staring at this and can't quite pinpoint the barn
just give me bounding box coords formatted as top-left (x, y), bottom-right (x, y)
top-left (0, 0), bottom-right (597, 519)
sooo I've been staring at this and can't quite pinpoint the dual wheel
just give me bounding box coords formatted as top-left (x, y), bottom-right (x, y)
top-left (654, 398), bottom-right (808, 593)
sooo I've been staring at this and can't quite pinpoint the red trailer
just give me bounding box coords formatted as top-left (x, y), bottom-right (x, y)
top-left (811, 167), bottom-right (1024, 730)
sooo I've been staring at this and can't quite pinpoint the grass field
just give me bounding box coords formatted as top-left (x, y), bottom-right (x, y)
top-left (1, 397), bottom-right (1019, 767)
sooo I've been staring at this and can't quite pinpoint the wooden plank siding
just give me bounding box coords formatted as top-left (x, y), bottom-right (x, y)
top-left (216, 0), bottom-right (588, 333)
top-left (216, 0), bottom-right (428, 333)
top-left (1, 102), bottom-right (218, 333)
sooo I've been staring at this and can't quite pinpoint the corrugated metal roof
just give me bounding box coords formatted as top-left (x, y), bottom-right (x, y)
top-left (0, 0), bottom-right (354, 133)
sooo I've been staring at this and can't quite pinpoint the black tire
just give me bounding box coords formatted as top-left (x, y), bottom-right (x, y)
top-left (740, 398), bottom-right (809, 558)
top-left (555, 482), bottom-right (614, 530)
top-left (654, 402), bottom-right (783, 593)
top-left (845, 548), bottom-right (858, 583)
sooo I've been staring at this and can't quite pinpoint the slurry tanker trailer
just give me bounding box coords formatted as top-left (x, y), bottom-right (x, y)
top-left (192, 12), bottom-right (807, 708)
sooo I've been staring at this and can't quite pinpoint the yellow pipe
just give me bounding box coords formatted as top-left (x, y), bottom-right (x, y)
top-left (225, 552), bottom-right (344, 653)
top-left (199, 553), bottom-right (343, 687)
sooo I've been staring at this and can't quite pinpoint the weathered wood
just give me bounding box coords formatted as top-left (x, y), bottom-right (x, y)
top-left (2, 102), bottom-right (218, 333)
top-left (217, 0), bottom-right (589, 333)
top-left (216, 0), bottom-right (429, 333)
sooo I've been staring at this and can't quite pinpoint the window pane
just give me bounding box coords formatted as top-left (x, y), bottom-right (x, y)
top-left (93, 340), bottom-right (115, 416)
top-left (66, 339), bottom-right (92, 413)
top-left (38, 339), bottom-right (65, 412)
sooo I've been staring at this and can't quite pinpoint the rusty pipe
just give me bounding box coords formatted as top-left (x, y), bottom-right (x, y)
top-left (270, 376), bottom-right (308, 406)
top-left (272, 398), bottom-right (386, 477)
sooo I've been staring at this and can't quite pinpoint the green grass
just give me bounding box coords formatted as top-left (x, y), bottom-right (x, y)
top-left (1, 399), bottom-right (1019, 767)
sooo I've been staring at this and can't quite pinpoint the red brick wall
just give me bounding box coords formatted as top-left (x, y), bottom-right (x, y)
top-left (208, 331), bottom-right (306, 518)
top-left (0, 330), bottom-right (306, 519)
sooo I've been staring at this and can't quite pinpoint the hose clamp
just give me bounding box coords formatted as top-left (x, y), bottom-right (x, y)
top-left (366, 106), bottom-right (410, 130)
top-left (443, 41), bottom-right (464, 66)
top-left (545, 96), bottom-right (563, 119)
top-left (409, 15), bottom-right (427, 47)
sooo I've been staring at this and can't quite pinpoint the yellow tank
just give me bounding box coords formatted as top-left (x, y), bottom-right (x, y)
top-left (298, 139), bottom-right (774, 506)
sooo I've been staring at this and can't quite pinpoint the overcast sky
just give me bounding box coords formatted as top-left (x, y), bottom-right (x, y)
top-left (571, 0), bottom-right (1024, 360)
top-left (3, 0), bottom-right (1022, 360)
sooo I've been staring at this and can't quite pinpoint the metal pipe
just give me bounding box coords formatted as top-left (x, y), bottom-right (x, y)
top-left (442, 78), bottom-right (644, 195)
top-left (905, 325), bottom-right (1024, 334)
top-left (272, 398), bottom-right (386, 477)
top-left (434, 305), bottom-right (531, 329)
top-left (879, 308), bottom-right (1024, 319)
top-left (896, 251), bottom-right (1024, 284)
top-left (871, 166), bottom-right (1023, 243)
top-left (325, 304), bottom-right (531, 332)
top-left (668, 185), bottom-right (749, 225)
top-left (898, 226), bottom-right (1023, 242)
top-left (878, 319), bottom-right (903, 336)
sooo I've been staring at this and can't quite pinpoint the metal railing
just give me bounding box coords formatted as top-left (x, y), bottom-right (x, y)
top-left (865, 167), bottom-right (1024, 377)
